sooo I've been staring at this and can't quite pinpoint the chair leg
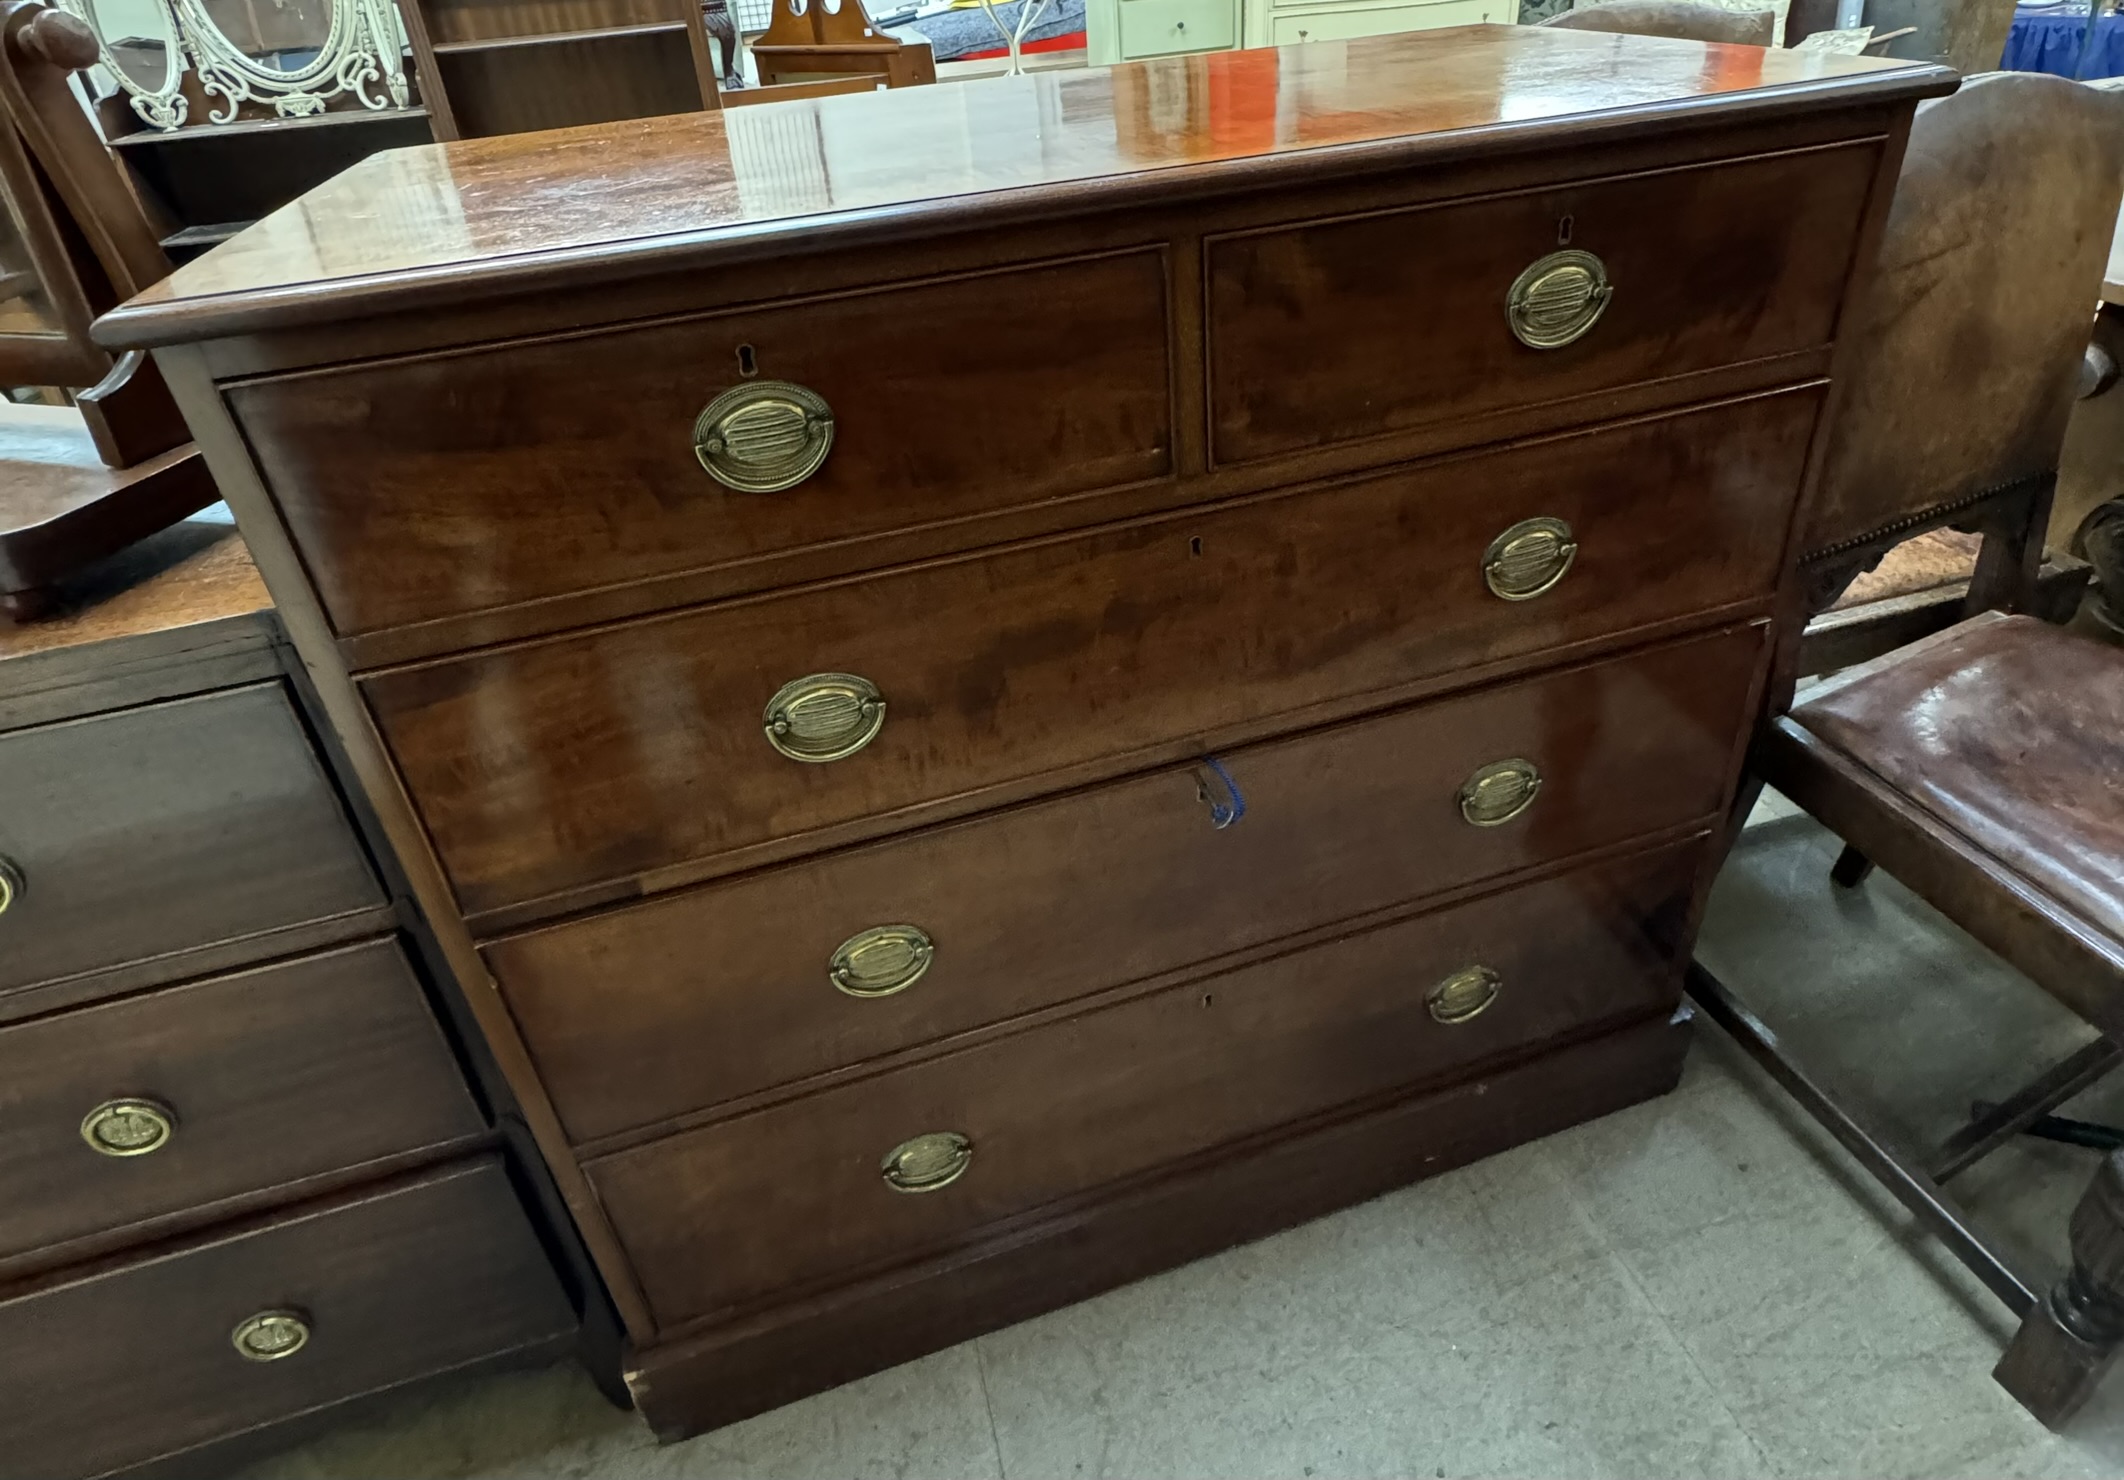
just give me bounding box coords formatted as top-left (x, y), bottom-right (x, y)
top-left (1995, 1152), bottom-right (2124, 1428)
top-left (1831, 843), bottom-right (1876, 889)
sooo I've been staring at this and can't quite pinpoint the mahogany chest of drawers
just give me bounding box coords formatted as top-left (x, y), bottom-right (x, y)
top-left (100, 26), bottom-right (1954, 1439)
top-left (0, 522), bottom-right (578, 1476)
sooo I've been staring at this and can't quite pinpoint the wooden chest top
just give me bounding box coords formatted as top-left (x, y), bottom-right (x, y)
top-left (97, 26), bottom-right (1946, 347)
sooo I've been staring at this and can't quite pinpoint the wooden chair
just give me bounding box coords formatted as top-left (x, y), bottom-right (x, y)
top-left (1686, 71), bottom-right (2124, 1429)
top-left (1537, 0), bottom-right (1776, 45)
top-left (0, 0), bottom-right (212, 619)
top-left (749, 0), bottom-right (936, 90)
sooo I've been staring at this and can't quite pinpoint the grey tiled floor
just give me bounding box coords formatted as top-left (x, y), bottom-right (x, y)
top-left (242, 806), bottom-right (2124, 1479)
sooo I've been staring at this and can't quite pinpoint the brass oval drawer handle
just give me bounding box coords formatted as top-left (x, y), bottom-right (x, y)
top-left (0, 855), bottom-right (24, 916)
top-left (1427, 965), bottom-right (1502, 1025)
top-left (1483, 516), bottom-right (1577, 601)
top-left (1458, 758), bottom-right (1541, 828)
top-left (763, 672), bottom-right (885, 763)
top-left (881, 1131), bottom-right (972, 1193)
top-left (231, 1309), bottom-right (311, 1362)
top-left (80, 1097), bottom-right (176, 1157)
top-left (693, 380), bottom-right (835, 494)
top-left (831, 924), bottom-right (935, 999)
top-left (1506, 248), bottom-right (1612, 349)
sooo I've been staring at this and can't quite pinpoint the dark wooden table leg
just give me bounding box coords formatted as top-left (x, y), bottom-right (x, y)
top-left (1996, 1152), bottom-right (2124, 1428)
top-left (1830, 843), bottom-right (1876, 888)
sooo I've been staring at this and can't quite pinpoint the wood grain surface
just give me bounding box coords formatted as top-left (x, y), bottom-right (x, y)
top-left (590, 836), bottom-right (1702, 1330)
top-left (0, 938), bottom-right (483, 1270)
top-left (1207, 140), bottom-right (1876, 463)
top-left (492, 622), bottom-right (1764, 1146)
top-left (232, 250), bottom-right (1172, 638)
top-left (97, 27), bottom-right (1950, 346)
top-left (0, 680), bottom-right (383, 1007)
top-left (368, 388), bottom-right (1816, 922)
top-left (0, 1158), bottom-right (574, 1480)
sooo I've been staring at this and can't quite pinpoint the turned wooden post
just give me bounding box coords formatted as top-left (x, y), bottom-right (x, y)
top-left (1996, 1151), bottom-right (2124, 1427)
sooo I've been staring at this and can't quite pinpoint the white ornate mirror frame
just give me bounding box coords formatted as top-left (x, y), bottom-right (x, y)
top-left (58, 0), bottom-right (408, 129)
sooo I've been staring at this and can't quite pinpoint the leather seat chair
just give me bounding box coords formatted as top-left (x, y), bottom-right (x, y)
top-left (1689, 71), bottom-right (2124, 1429)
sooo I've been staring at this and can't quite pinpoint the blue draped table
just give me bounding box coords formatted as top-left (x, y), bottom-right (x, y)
top-left (2003, 8), bottom-right (2124, 79)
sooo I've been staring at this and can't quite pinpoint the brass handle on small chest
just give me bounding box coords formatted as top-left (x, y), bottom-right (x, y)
top-left (81, 1097), bottom-right (176, 1157)
top-left (1483, 516), bottom-right (1577, 601)
top-left (693, 380), bottom-right (835, 493)
top-left (831, 924), bottom-right (934, 998)
top-left (231, 1309), bottom-right (311, 1362)
top-left (763, 672), bottom-right (885, 763)
top-left (0, 856), bottom-right (25, 916)
top-left (881, 1131), bottom-right (972, 1193)
top-left (1506, 249), bottom-right (1612, 349)
top-left (1458, 758), bottom-right (1541, 828)
top-left (1427, 965), bottom-right (1502, 1025)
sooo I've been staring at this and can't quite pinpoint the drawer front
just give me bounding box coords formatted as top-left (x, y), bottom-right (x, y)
top-left (1207, 141), bottom-right (1876, 465)
top-left (0, 1158), bottom-right (573, 1480)
top-left (590, 838), bottom-right (1701, 1328)
top-left (370, 388), bottom-right (1814, 920)
top-left (1271, 2), bottom-right (1497, 44)
top-left (0, 939), bottom-right (483, 1265)
top-left (491, 622), bottom-right (1763, 1144)
top-left (1121, 0), bottom-right (1235, 56)
top-left (233, 251), bottom-right (1173, 641)
top-left (0, 682), bottom-right (382, 1004)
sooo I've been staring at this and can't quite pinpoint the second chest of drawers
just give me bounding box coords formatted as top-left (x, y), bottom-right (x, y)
top-left (0, 526), bottom-right (577, 1478)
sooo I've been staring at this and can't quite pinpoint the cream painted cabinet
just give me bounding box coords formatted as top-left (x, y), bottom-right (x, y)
top-left (1088, 0), bottom-right (1243, 63)
top-left (1089, 0), bottom-right (1505, 69)
top-left (1261, 0), bottom-right (1501, 47)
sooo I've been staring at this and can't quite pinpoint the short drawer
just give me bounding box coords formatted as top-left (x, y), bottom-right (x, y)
top-left (231, 251), bottom-right (1173, 642)
top-left (0, 939), bottom-right (483, 1266)
top-left (0, 1157), bottom-right (573, 1480)
top-left (589, 838), bottom-right (1701, 1328)
top-left (1207, 140), bottom-right (1877, 464)
top-left (1271, 1), bottom-right (1497, 44)
top-left (369, 387), bottom-right (1814, 921)
top-left (1120, 0), bottom-right (1235, 56)
top-left (491, 621), bottom-right (1763, 1144)
top-left (0, 681), bottom-right (382, 1008)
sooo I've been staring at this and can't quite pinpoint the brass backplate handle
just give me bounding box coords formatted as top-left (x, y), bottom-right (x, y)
top-left (231, 1309), bottom-right (311, 1361)
top-left (1427, 965), bottom-right (1502, 1025)
top-left (80, 1097), bottom-right (176, 1158)
top-left (0, 856), bottom-right (24, 916)
top-left (881, 1131), bottom-right (973, 1193)
top-left (693, 380), bottom-right (835, 493)
top-left (1458, 758), bottom-right (1542, 828)
top-left (831, 924), bottom-right (935, 999)
top-left (1483, 516), bottom-right (1578, 601)
top-left (763, 672), bottom-right (885, 763)
top-left (1506, 248), bottom-right (1613, 349)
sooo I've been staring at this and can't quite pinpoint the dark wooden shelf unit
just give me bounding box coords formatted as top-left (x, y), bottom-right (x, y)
top-left (398, 0), bottom-right (722, 140)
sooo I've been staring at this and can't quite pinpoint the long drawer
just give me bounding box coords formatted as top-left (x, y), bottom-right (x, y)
top-left (0, 681), bottom-right (382, 1007)
top-left (230, 250), bottom-right (1174, 641)
top-left (369, 388), bottom-right (1814, 921)
top-left (0, 938), bottom-right (483, 1266)
top-left (1207, 139), bottom-right (1877, 464)
top-left (491, 622), bottom-right (1763, 1145)
top-left (589, 837), bottom-right (1701, 1329)
top-left (0, 1157), bottom-right (574, 1480)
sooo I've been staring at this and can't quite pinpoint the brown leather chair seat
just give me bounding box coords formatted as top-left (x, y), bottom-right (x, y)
top-left (1786, 612), bottom-right (2124, 941)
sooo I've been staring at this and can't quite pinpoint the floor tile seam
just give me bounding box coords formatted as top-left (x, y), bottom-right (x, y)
top-left (1535, 1135), bottom-right (1779, 1478)
top-left (972, 1332), bottom-right (1011, 1480)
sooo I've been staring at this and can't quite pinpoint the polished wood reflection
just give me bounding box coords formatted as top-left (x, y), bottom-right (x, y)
top-left (587, 836), bottom-right (1703, 1329)
top-left (364, 388), bottom-right (1817, 923)
top-left (102, 25), bottom-right (1936, 343)
top-left (491, 623), bottom-right (1765, 1147)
